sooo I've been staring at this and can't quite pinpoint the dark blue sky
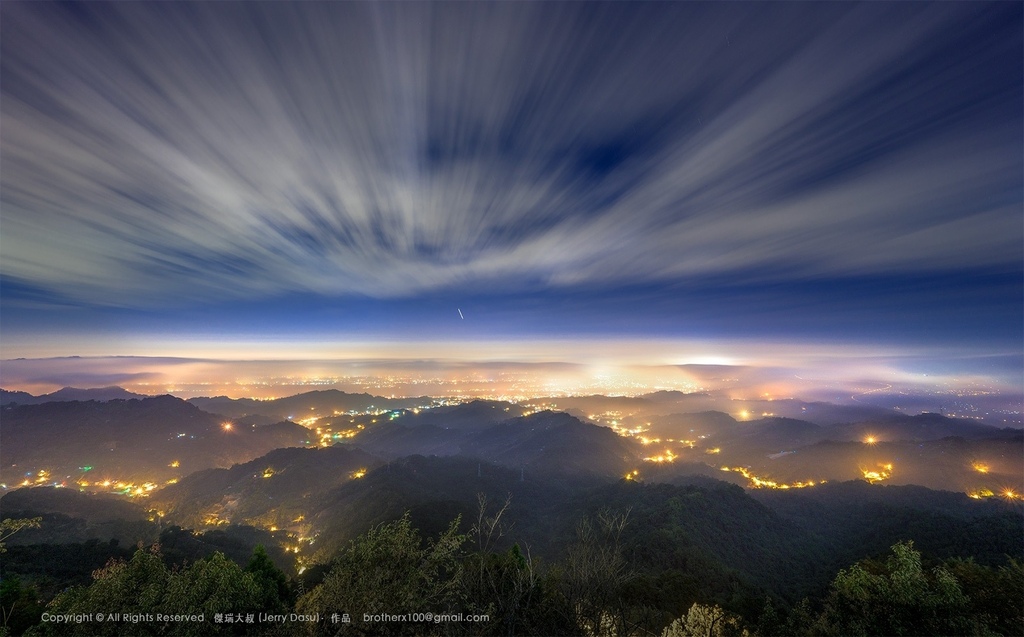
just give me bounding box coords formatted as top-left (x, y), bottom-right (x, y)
top-left (1, 2), bottom-right (1021, 367)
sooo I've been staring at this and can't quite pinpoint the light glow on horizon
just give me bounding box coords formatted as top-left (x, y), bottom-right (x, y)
top-left (0, 348), bottom-right (1020, 429)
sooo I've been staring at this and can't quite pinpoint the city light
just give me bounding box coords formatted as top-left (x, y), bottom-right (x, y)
top-left (644, 450), bottom-right (677, 463)
top-left (861, 463), bottom-right (893, 484)
top-left (720, 466), bottom-right (821, 490)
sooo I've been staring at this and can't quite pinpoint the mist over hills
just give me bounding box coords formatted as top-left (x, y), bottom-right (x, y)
top-left (150, 445), bottom-right (382, 530)
top-left (1, 395), bottom-right (310, 487)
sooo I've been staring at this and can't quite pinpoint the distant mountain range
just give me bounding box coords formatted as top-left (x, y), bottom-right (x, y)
top-left (187, 389), bottom-right (434, 420)
top-left (0, 386), bottom-right (150, 405)
top-left (3, 386), bottom-right (1020, 496)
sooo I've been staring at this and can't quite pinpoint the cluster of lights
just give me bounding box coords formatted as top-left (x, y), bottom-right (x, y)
top-left (644, 450), bottom-right (677, 463)
top-left (600, 416), bottom-right (703, 454)
top-left (96, 480), bottom-right (160, 497)
top-left (720, 466), bottom-right (821, 490)
top-left (11, 468), bottom-right (176, 499)
top-left (972, 462), bottom-right (990, 473)
top-left (861, 463), bottom-right (894, 484)
top-left (624, 470), bottom-right (640, 481)
top-left (203, 512), bottom-right (229, 526)
top-left (521, 402), bottom-right (559, 416)
top-left (350, 468), bottom-right (367, 479)
top-left (608, 421), bottom-right (646, 438)
top-left (967, 488), bottom-right (1022, 501)
top-left (22, 469), bottom-right (52, 486)
top-left (313, 423), bottom-right (365, 447)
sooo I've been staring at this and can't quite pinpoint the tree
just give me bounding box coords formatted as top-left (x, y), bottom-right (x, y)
top-left (245, 545), bottom-right (292, 614)
top-left (0, 518), bottom-right (42, 553)
top-left (812, 541), bottom-right (974, 636)
top-left (660, 603), bottom-right (746, 637)
top-left (27, 546), bottom-right (272, 636)
top-left (162, 552), bottom-right (261, 635)
top-left (1, 575), bottom-right (44, 636)
top-left (296, 513), bottom-right (466, 636)
top-left (944, 557), bottom-right (1024, 637)
top-left (28, 546), bottom-right (170, 636)
top-left (562, 509), bottom-right (636, 637)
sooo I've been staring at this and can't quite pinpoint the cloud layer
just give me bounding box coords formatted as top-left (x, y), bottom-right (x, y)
top-left (1, 3), bottom-right (1020, 308)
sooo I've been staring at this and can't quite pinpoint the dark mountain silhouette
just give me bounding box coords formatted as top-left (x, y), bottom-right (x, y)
top-left (0, 388), bottom-right (36, 405)
top-left (0, 487), bottom-right (157, 546)
top-left (789, 401), bottom-right (896, 425)
top-left (1, 485), bottom-right (150, 523)
top-left (709, 416), bottom-right (830, 455)
top-left (187, 389), bottom-right (431, 420)
top-left (832, 412), bottom-right (1013, 442)
top-left (0, 386), bottom-right (149, 405)
top-left (347, 408), bottom-right (643, 477)
top-left (393, 399), bottom-right (527, 430)
top-left (460, 410), bottom-right (642, 476)
top-left (306, 455), bottom-right (590, 558)
top-left (646, 410), bottom-right (740, 439)
top-left (641, 390), bottom-right (713, 403)
top-left (353, 422), bottom-right (466, 457)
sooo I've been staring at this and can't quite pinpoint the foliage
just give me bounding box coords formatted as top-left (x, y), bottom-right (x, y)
top-left (25, 545), bottom-right (278, 636)
top-left (0, 518), bottom-right (42, 554)
top-left (28, 546), bottom-right (170, 636)
top-left (808, 541), bottom-right (977, 636)
top-left (1, 575), bottom-right (44, 637)
top-left (561, 508), bottom-right (646, 637)
top-left (660, 603), bottom-right (747, 637)
top-left (246, 545), bottom-right (292, 613)
top-left (296, 513), bottom-right (466, 635)
top-left (944, 557), bottom-right (1024, 637)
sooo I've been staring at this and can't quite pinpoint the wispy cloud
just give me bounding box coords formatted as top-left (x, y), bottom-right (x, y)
top-left (1, 3), bottom-right (1019, 308)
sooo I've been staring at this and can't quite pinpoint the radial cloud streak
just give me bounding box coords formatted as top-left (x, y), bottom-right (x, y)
top-left (1, 3), bottom-right (1020, 309)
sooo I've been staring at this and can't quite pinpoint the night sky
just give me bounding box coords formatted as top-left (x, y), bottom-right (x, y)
top-left (1, 3), bottom-right (1021, 392)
